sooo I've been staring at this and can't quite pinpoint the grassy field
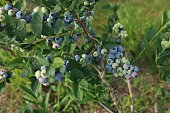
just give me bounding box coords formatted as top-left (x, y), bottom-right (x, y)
top-left (1, 0), bottom-right (170, 112)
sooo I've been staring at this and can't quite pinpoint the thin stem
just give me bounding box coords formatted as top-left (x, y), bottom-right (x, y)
top-left (126, 79), bottom-right (134, 113)
top-left (96, 101), bottom-right (114, 113)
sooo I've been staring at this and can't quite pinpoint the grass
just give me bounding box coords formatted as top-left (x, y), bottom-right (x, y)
top-left (1, 0), bottom-right (170, 112)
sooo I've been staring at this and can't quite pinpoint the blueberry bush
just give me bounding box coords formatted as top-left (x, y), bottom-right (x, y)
top-left (0, 0), bottom-right (170, 113)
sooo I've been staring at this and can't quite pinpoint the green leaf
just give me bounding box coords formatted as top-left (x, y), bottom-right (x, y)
top-left (72, 81), bottom-right (83, 101)
top-left (52, 4), bottom-right (61, 13)
top-left (24, 103), bottom-right (33, 113)
top-left (31, 9), bottom-right (43, 36)
top-left (37, 51), bottom-right (50, 66)
top-left (162, 10), bottom-right (170, 26)
top-left (31, 77), bottom-right (41, 97)
top-left (20, 85), bottom-right (37, 99)
top-left (51, 57), bottom-right (64, 68)
top-left (80, 79), bottom-right (88, 89)
top-left (14, 0), bottom-right (26, 11)
top-left (69, 43), bottom-right (76, 54)
top-left (0, 81), bottom-right (6, 92)
top-left (7, 57), bottom-right (28, 67)
top-left (54, 19), bottom-right (63, 34)
top-left (41, 90), bottom-right (51, 111)
top-left (21, 69), bottom-right (30, 77)
top-left (70, 68), bottom-right (84, 81)
top-left (22, 95), bottom-right (39, 105)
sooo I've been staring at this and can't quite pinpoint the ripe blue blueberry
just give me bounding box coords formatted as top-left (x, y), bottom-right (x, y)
top-left (109, 47), bottom-right (117, 54)
top-left (46, 54), bottom-right (52, 63)
top-left (55, 37), bottom-right (63, 43)
top-left (55, 72), bottom-right (64, 82)
top-left (3, 73), bottom-right (9, 78)
top-left (73, 34), bottom-right (79, 41)
top-left (106, 64), bottom-right (112, 73)
top-left (4, 4), bottom-right (12, 11)
top-left (38, 77), bottom-right (48, 84)
top-left (123, 63), bottom-right (130, 70)
top-left (52, 42), bottom-right (60, 48)
top-left (75, 55), bottom-right (81, 61)
top-left (131, 72), bottom-right (137, 77)
top-left (87, 11), bottom-right (94, 16)
top-left (41, 65), bottom-right (46, 70)
top-left (108, 53), bottom-right (115, 59)
top-left (16, 11), bottom-right (24, 19)
top-left (111, 69), bottom-right (116, 74)
top-left (115, 38), bottom-right (121, 44)
top-left (64, 12), bottom-right (73, 23)
top-left (133, 66), bottom-right (139, 72)
top-left (117, 46), bottom-right (124, 52)
top-left (115, 52), bottom-right (121, 58)
top-left (25, 15), bottom-right (32, 23)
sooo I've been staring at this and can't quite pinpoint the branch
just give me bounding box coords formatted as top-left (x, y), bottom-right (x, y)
top-left (97, 101), bottom-right (114, 113)
top-left (126, 79), bottom-right (134, 113)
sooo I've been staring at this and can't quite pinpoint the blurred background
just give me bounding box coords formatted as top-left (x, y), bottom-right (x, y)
top-left (0, 0), bottom-right (170, 112)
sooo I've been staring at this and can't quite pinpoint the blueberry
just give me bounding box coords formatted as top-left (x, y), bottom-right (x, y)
top-left (64, 12), bottom-right (73, 23)
top-left (115, 59), bottom-right (121, 64)
top-left (16, 11), bottom-right (24, 19)
top-left (93, 51), bottom-right (98, 57)
top-left (87, 11), bottom-right (94, 16)
top-left (38, 77), bottom-right (48, 84)
top-left (107, 59), bottom-right (113, 65)
top-left (55, 37), bottom-right (63, 43)
top-left (13, 8), bottom-right (18, 13)
top-left (41, 7), bottom-right (48, 14)
top-left (108, 53), bottom-right (115, 59)
top-left (8, 9), bottom-right (14, 16)
top-left (117, 46), bottom-right (124, 52)
top-left (55, 72), bottom-right (64, 82)
top-left (65, 60), bottom-right (69, 66)
top-left (25, 15), bottom-right (32, 23)
top-left (84, 1), bottom-right (90, 6)
top-left (80, 16), bottom-right (85, 22)
top-left (109, 47), bottom-right (117, 54)
top-left (0, 69), bottom-right (6, 75)
top-left (121, 57), bottom-right (129, 64)
top-left (73, 34), bottom-right (79, 42)
top-left (111, 69), bottom-right (116, 74)
top-left (0, 76), bottom-right (3, 80)
top-left (123, 63), bottom-right (130, 70)
top-left (35, 70), bottom-right (41, 79)
top-left (125, 74), bottom-right (131, 79)
top-left (106, 64), bottom-right (112, 73)
top-left (41, 66), bottom-right (46, 70)
top-left (75, 55), bottom-right (81, 61)
top-left (41, 70), bottom-right (47, 78)
top-left (3, 73), bottom-right (9, 78)
top-left (117, 67), bottom-right (123, 73)
top-left (113, 73), bottom-right (119, 77)
top-left (33, 7), bottom-right (40, 13)
top-left (115, 38), bottom-right (121, 44)
top-left (0, 15), bottom-right (5, 22)
top-left (133, 66), bottom-right (139, 72)
top-left (0, 7), bottom-right (4, 14)
top-left (101, 48), bottom-right (108, 55)
top-left (4, 4), bottom-right (12, 11)
top-left (112, 63), bottom-right (118, 69)
top-left (46, 54), bottom-right (52, 63)
top-left (52, 42), bottom-right (60, 48)
top-left (115, 52), bottom-right (121, 58)
top-left (131, 72), bottom-right (137, 77)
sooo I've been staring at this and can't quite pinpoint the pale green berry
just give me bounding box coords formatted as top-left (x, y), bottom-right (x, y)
top-left (47, 18), bottom-right (51, 23)
top-left (127, 70), bottom-right (132, 75)
top-left (84, 0), bottom-right (89, 6)
top-left (122, 70), bottom-right (127, 75)
top-left (121, 57), bottom-right (129, 63)
top-left (115, 59), bottom-right (121, 64)
top-left (101, 48), bottom-right (108, 55)
top-left (112, 63), bottom-right (118, 69)
top-left (117, 67), bottom-right (123, 73)
top-left (42, 82), bottom-right (50, 86)
top-left (114, 73), bottom-right (119, 77)
top-left (82, 54), bottom-right (86, 58)
top-left (35, 70), bottom-right (41, 79)
top-left (33, 7), bottom-right (40, 13)
top-left (0, 75), bottom-right (3, 80)
top-left (118, 72), bottom-right (123, 77)
top-left (80, 58), bottom-right (84, 63)
top-left (93, 51), bottom-right (98, 57)
top-left (41, 7), bottom-right (48, 14)
top-left (8, 9), bottom-right (14, 16)
top-left (41, 70), bottom-right (47, 78)
top-left (0, 15), bottom-right (5, 22)
top-left (107, 59), bottom-right (113, 65)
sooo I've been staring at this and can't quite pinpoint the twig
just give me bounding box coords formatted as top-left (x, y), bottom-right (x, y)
top-left (126, 79), bottom-right (134, 113)
top-left (154, 100), bottom-right (158, 113)
top-left (97, 101), bottom-right (114, 113)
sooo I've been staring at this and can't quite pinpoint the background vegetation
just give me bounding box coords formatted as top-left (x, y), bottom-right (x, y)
top-left (0, 0), bottom-right (170, 112)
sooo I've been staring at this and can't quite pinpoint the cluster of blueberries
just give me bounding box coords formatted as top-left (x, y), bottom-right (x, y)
top-left (112, 23), bottom-right (128, 44)
top-left (74, 46), bottom-right (139, 79)
top-left (34, 60), bottom-right (68, 86)
top-left (0, 69), bottom-right (10, 80)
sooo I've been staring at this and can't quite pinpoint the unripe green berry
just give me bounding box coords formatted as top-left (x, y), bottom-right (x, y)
top-left (84, 0), bottom-right (90, 6)
top-left (112, 63), bottom-right (118, 69)
top-left (33, 7), bottom-right (40, 13)
top-left (127, 70), bottom-right (132, 75)
top-left (121, 57), bottom-right (129, 63)
top-left (41, 70), bottom-right (47, 78)
top-left (114, 73), bottom-right (119, 77)
top-left (82, 54), bottom-right (86, 58)
top-left (8, 9), bottom-right (14, 16)
top-left (107, 59), bottom-right (113, 65)
top-left (122, 70), bottom-right (127, 75)
top-left (93, 51), bottom-right (98, 57)
top-left (0, 15), bottom-right (5, 22)
top-left (117, 67), bottom-right (123, 73)
top-left (0, 75), bottom-right (3, 80)
top-left (115, 59), bottom-right (121, 64)
top-left (35, 70), bottom-right (41, 79)
top-left (42, 82), bottom-right (50, 86)
top-left (101, 48), bottom-right (108, 55)
top-left (41, 7), bottom-right (48, 14)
